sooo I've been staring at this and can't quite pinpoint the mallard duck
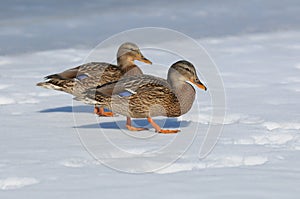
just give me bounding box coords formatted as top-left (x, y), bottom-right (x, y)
top-left (36, 42), bottom-right (152, 116)
top-left (77, 60), bottom-right (207, 133)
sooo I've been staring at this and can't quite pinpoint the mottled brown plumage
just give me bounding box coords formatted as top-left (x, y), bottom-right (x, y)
top-left (77, 60), bottom-right (207, 133)
top-left (37, 63), bottom-right (123, 96)
top-left (36, 42), bottom-right (152, 116)
top-left (36, 42), bottom-right (151, 96)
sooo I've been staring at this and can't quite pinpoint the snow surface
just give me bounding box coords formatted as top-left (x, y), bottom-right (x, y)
top-left (0, 177), bottom-right (39, 190)
top-left (1, 0), bottom-right (300, 198)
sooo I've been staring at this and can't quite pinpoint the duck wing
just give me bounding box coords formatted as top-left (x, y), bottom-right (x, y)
top-left (37, 62), bottom-right (122, 95)
top-left (44, 62), bottom-right (118, 80)
top-left (97, 75), bottom-right (168, 96)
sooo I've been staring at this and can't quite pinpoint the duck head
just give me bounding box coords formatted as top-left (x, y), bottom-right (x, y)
top-left (117, 42), bottom-right (152, 66)
top-left (168, 60), bottom-right (207, 91)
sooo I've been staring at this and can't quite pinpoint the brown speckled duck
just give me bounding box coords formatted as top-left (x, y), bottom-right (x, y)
top-left (37, 42), bottom-right (152, 116)
top-left (77, 60), bottom-right (207, 133)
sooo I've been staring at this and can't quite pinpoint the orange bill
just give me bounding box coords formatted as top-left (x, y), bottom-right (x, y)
top-left (190, 78), bottom-right (207, 91)
top-left (136, 55), bottom-right (152, 64)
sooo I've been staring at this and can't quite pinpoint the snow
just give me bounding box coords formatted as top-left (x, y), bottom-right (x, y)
top-left (1, 0), bottom-right (300, 198)
top-left (262, 122), bottom-right (300, 131)
top-left (0, 97), bottom-right (15, 105)
top-left (0, 177), bottom-right (39, 190)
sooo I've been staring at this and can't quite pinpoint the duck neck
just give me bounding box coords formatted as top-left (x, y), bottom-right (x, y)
top-left (117, 55), bottom-right (134, 68)
top-left (168, 78), bottom-right (196, 115)
top-left (117, 56), bottom-right (143, 76)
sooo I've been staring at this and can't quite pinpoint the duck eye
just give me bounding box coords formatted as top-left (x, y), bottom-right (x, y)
top-left (129, 48), bottom-right (139, 53)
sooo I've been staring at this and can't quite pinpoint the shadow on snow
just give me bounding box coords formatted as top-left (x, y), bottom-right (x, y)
top-left (75, 118), bottom-right (191, 130)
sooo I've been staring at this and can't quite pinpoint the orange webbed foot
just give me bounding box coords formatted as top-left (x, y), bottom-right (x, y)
top-left (94, 107), bottom-right (114, 117)
top-left (156, 129), bottom-right (180, 134)
top-left (126, 125), bottom-right (148, 131)
top-left (147, 117), bottom-right (180, 134)
top-left (126, 117), bottom-right (148, 131)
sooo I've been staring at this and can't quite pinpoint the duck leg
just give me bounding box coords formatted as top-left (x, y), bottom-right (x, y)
top-left (147, 117), bottom-right (180, 134)
top-left (94, 106), bottom-right (114, 117)
top-left (126, 117), bottom-right (148, 131)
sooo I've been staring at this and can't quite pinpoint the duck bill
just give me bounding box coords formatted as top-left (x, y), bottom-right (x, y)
top-left (190, 78), bottom-right (207, 91)
top-left (136, 54), bottom-right (152, 64)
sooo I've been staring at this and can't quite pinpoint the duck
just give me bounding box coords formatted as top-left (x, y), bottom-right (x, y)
top-left (36, 42), bottom-right (152, 117)
top-left (76, 60), bottom-right (207, 133)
